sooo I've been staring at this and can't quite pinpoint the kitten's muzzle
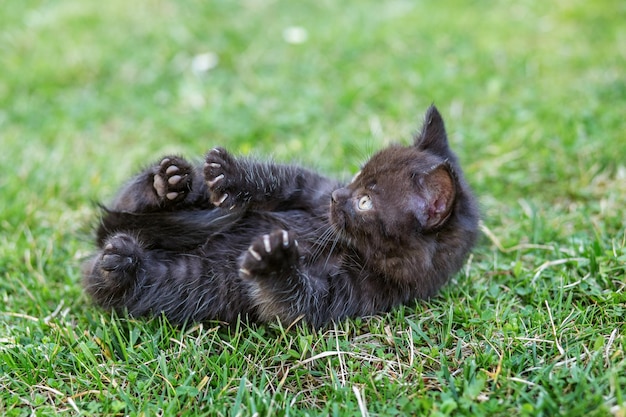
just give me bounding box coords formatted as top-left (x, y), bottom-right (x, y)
top-left (331, 188), bottom-right (351, 204)
top-left (330, 188), bottom-right (355, 226)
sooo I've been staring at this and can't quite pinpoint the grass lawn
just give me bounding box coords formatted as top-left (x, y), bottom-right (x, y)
top-left (1, 0), bottom-right (625, 415)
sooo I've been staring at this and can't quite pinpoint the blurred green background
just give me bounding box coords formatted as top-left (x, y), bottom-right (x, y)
top-left (1, 0), bottom-right (625, 415)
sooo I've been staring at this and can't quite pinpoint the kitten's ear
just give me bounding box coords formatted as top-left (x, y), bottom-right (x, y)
top-left (412, 164), bottom-right (456, 231)
top-left (414, 105), bottom-right (450, 156)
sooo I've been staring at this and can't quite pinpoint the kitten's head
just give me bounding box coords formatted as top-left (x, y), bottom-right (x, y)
top-left (330, 105), bottom-right (475, 250)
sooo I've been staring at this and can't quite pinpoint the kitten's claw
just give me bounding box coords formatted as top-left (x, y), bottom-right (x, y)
top-left (281, 230), bottom-right (289, 247)
top-left (248, 247), bottom-right (262, 261)
top-left (216, 193), bottom-right (228, 206)
top-left (207, 174), bottom-right (224, 188)
top-left (153, 156), bottom-right (192, 204)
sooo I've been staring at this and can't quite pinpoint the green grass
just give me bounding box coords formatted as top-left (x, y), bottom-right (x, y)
top-left (1, 0), bottom-right (625, 415)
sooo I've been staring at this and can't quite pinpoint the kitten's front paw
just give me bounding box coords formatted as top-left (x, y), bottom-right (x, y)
top-left (240, 230), bottom-right (299, 279)
top-left (153, 156), bottom-right (192, 204)
top-left (204, 147), bottom-right (247, 208)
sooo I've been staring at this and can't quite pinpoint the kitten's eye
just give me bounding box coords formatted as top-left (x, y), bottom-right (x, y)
top-left (357, 195), bottom-right (373, 211)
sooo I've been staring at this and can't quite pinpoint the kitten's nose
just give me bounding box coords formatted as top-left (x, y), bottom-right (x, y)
top-left (331, 188), bottom-right (350, 203)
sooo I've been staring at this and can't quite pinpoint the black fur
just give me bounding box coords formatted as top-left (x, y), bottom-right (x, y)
top-left (83, 106), bottom-right (480, 327)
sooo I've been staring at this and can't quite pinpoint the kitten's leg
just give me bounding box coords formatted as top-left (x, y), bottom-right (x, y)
top-left (111, 155), bottom-right (202, 212)
top-left (204, 147), bottom-right (336, 211)
top-left (83, 233), bottom-right (144, 309)
top-left (239, 229), bottom-right (319, 324)
top-left (85, 233), bottom-right (247, 324)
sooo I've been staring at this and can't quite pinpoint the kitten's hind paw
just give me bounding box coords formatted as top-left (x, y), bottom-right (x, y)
top-left (239, 230), bottom-right (300, 279)
top-left (153, 156), bottom-right (193, 204)
top-left (97, 233), bottom-right (143, 286)
top-left (204, 147), bottom-right (247, 209)
top-left (83, 233), bottom-right (143, 308)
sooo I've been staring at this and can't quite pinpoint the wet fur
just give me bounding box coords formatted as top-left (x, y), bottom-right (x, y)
top-left (83, 106), bottom-right (479, 327)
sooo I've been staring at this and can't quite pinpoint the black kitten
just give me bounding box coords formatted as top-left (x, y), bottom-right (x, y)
top-left (83, 106), bottom-right (479, 327)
